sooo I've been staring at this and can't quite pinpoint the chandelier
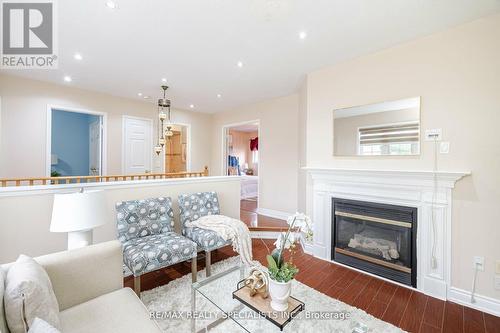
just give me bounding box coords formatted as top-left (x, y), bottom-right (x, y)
top-left (154, 85), bottom-right (173, 155)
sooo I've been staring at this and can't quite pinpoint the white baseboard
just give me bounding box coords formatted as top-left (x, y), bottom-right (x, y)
top-left (448, 287), bottom-right (500, 316)
top-left (250, 230), bottom-right (280, 239)
top-left (256, 208), bottom-right (291, 221)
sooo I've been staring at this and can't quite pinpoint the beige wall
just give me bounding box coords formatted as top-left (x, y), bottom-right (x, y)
top-left (0, 74), bottom-right (212, 177)
top-left (297, 81), bottom-right (308, 213)
top-left (211, 94), bottom-right (299, 214)
top-left (0, 177), bottom-right (240, 263)
top-left (334, 108), bottom-right (419, 156)
top-left (304, 13), bottom-right (500, 300)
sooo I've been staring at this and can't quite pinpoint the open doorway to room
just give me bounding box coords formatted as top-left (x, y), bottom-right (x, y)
top-left (48, 107), bottom-right (106, 177)
top-left (164, 124), bottom-right (189, 173)
top-left (222, 120), bottom-right (260, 227)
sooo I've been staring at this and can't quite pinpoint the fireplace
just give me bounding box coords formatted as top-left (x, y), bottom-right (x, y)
top-left (332, 198), bottom-right (417, 287)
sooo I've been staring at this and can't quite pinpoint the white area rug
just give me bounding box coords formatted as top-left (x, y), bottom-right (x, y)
top-left (141, 256), bottom-right (405, 333)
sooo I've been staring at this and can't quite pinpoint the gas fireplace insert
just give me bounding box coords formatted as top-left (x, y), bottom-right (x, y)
top-left (332, 198), bottom-right (417, 287)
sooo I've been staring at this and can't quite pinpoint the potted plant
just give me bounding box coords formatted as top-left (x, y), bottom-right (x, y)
top-left (266, 212), bottom-right (313, 311)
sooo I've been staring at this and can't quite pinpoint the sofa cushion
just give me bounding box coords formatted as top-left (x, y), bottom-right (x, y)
top-left (116, 197), bottom-right (175, 242)
top-left (59, 288), bottom-right (161, 333)
top-left (183, 226), bottom-right (230, 251)
top-left (0, 267), bottom-right (8, 333)
top-left (122, 232), bottom-right (197, 276)
top-left (4, 255), bottom-right (60, 333)
top-left (178, 192), bottom-right (220, 228)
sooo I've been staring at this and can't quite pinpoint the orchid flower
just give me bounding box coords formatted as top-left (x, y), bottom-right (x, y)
top-left (272, 212), bottom-right (313, 266)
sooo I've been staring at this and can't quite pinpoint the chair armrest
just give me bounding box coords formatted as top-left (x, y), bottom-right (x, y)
top-left (35, 240), bottom-right (123, 311)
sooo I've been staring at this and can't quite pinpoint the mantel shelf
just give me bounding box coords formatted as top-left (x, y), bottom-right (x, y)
top-left (303, 167), bottom-right (470, 188)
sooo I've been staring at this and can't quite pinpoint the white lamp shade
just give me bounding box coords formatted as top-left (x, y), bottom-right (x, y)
top-left (50, 190), bottom-right (107, 232)
top-left (51, 154), bottom-right (58, 165)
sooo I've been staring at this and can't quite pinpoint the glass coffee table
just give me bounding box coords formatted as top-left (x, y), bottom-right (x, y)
top-left (191, 265), bottom-right (303, 332)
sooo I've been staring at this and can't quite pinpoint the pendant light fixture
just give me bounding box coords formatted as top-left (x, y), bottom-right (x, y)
top-left (155, 85), bottom-right (173, 155)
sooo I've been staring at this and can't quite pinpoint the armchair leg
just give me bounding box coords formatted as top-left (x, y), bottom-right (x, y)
top-left (191, 257), bottom-right (197, 283)
top-left (205, 250), bottom-right (211, 277)
top-left (133, 276), bottom-right (141, 296)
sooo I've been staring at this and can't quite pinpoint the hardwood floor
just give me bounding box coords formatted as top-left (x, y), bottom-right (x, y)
top-left (240, 198), bottom-right (288, 230)
top-left (125, 239), bottom-right (500, 333)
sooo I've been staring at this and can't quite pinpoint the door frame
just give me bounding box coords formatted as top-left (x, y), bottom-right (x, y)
top-left (46, 105), bottom-right (108, 177)
top-left (121, 115), bottom-right (154, 174)
top-left (162, 122), bottom-right (192, 173)
top-left (221, 119), bottom-right (260, 208)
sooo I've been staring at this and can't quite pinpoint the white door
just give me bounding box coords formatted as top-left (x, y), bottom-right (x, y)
top-left (89, 119), bottom-right (102, 175)
top-left (123, 117), bottom-right (152, 174)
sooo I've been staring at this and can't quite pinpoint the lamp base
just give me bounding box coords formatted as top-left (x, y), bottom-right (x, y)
top-left (68, 230), bottom-right (93, 250)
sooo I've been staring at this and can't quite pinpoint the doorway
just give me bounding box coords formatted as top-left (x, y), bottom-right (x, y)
top-left (164, 124), bottom-right (188, 173)
top-left (222, 120), bottom-right (260, 226)
top-left (47, 107), bottom-right (106, 177)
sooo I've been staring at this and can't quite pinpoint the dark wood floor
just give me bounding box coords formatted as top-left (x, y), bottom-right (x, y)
top-left (125, 239), bottom-right (500, 333)
top-left (240, 198), bottom-right (289, 230)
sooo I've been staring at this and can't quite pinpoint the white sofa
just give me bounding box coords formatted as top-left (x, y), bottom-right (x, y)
top-left (0, 241), bottom-right (162, 333)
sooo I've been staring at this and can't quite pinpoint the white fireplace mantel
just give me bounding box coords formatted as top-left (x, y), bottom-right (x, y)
top-left (304, 167), bottom-right (470, 300)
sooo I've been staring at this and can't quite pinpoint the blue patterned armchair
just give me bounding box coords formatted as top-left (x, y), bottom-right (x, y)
top-left (115, 197), bottom-right (198, 294)
top-left (178, 191), bottom-right (232, 276)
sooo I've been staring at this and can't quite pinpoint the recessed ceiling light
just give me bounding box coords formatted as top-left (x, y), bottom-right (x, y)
top-left (63, 76), bottom-right (72, 82)
top-left (216, 94), bottom-right (222, 98)
top-left (237, 61), bottom-right (243, 68)
top-left (105, 1), bottom-right (117, 9)
top-left (73, 53), bottom-right (82, 60)
top-left (161, 78), bottom-right (167, 83)
top-left (189, 104), bottom-right (195, 109)
top-left (299, 31), bottom-right (307, 40)
top-left (137, 92), bottom-right (143, 96)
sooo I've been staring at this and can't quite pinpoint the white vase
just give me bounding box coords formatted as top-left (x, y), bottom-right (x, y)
top-left (268, 278), bottom-right (292, 311)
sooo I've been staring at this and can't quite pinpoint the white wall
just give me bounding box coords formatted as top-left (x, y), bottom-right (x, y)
top-left (304, 13), bottom-right (500, 301)
top-left (0, 177), bottom-right (241, 263)
top-left (211, 94), bottom-right (299, 215)
top-left (0, 74), bottom-right (212, 177)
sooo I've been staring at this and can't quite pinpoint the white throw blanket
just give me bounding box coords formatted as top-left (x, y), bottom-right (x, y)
top-left (186, 215), bottom-right (255, 266)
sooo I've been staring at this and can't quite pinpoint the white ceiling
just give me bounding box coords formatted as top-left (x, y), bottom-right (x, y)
top-left (2, 0), bottom-right (500, 113)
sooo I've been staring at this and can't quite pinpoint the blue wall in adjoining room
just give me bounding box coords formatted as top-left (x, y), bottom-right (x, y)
top-left (51, 110), bottom-right (100, 176)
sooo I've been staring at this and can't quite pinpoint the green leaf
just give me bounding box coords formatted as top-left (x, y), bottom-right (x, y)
top-left (271, 248), bottom-right (284, 268)
top-left (266, 255), bottom-right (278, 270)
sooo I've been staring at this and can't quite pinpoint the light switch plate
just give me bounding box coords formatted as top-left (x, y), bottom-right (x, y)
top-left (425, 129), bottom-right (442, 141)
top-left (440, 142), bottom-right (450, 154)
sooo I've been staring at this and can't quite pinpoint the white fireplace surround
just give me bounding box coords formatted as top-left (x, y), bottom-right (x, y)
top-left (305, 167), bottom-right (470, 301)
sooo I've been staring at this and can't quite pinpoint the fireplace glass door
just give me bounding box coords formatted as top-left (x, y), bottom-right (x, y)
top-left (332, 198), bottom-right (417, 286)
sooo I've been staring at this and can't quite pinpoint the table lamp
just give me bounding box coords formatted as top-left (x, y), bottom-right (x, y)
top-left (50, 190), bottom-right (107, 250)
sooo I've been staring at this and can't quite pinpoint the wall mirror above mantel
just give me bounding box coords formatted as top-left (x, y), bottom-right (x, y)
top-left (333, 97), bottom-right (421, 156)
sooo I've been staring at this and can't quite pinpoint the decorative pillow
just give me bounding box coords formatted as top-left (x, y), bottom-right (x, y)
top-left (115, 197), bottom-right (175, 242)
top-left (0, 267), bottom-right (9, 333)
top-left (178, 192), bottom-right (220, 228)
top-left (28, 318), bottom-right (61, 333)
top-left (4, 255), bottom-right (61, 333)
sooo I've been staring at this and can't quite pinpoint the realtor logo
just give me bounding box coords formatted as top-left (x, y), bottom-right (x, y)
top-left (1, 0), bottom-right (58, 68)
